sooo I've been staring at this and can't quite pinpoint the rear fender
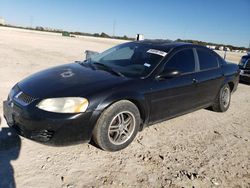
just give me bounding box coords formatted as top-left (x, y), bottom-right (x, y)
top-left (222, 74), bottom-right (239, 93)
top-left (221, 64), bottom-right (239, 92)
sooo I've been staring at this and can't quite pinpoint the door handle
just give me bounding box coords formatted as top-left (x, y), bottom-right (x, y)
top-left (192, 78), bottom-right (198, 84)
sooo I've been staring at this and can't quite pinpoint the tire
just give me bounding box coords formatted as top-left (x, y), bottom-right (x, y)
top-left (212, 84), bottom-right (231, 112)
top-left (92, 100), bottom-right (140, 151)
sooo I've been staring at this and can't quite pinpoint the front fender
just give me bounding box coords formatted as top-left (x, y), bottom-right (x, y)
top-left (95, 91), bottom-right (150, 126)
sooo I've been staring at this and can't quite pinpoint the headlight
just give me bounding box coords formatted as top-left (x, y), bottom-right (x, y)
top-left (37, 97), bottom-right (89, 113)
top-left (8, 88), bottom-right (16, 99)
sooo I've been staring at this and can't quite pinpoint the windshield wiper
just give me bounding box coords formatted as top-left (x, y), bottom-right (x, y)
top-left (79, 62), bottom-right (95, 71)
top-left (92, 62), bottom-right (125, 77)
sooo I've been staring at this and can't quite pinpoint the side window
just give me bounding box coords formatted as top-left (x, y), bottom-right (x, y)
top-left (164, 49), bottom-right (195, 73)
top-left (197, 49), bottom-right (218, 70)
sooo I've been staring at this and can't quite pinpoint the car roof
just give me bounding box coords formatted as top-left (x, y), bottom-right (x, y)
top-left (133, 39), bottom-right (195, 51)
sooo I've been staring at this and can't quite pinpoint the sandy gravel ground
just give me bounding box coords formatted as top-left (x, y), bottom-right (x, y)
top-left (0, 27), bottom-right (249, 188)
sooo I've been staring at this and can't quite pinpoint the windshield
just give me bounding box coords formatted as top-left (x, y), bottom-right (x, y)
top-left (88, 42), bottom-right (169, 78)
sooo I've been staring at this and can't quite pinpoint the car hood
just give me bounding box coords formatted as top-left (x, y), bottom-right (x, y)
top-left (18, 63), bottom-right (128, 98)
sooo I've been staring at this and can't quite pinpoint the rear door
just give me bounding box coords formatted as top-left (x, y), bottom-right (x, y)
top-left (194, 48), bottom-right (224, 106)
top-left (149, 48), bottom-right (200, 123)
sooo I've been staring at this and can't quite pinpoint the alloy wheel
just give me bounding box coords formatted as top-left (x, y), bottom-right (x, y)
top-left (108, 111), bottom-right (136, 145)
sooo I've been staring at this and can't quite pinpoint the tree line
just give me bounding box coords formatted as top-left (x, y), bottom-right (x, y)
top-left (176, 39), bottom-right (249, 51)
top-left (0, 23), bottom-right (249, 51)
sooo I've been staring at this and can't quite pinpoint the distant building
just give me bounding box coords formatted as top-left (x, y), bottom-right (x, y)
top-left (233, 50), bottom-right (242, 53)
top-left (218, 46), bottom-right (231, 51)
top-left (0, 17), bottom-right (5, 25)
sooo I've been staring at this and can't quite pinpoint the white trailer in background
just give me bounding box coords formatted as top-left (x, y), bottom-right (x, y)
top-left (206, 45), bottom-right (216, 50)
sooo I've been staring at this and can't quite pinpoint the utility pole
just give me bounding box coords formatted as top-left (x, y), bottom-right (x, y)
top-left (30, 16), bottom-right (33, 28)
top-left (112, 20), bottom-right (116, 38)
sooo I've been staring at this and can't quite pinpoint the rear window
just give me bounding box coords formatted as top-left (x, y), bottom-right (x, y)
top-left (197, 49), bottom-right (218, 70)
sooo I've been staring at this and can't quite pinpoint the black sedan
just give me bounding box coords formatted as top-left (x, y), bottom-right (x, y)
top-left (3, 40), bottom-right (239, 151)
top-left (238, 52), bottom-right (250, 83)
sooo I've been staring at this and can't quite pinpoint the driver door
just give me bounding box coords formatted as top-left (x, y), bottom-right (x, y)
top-left (149, 48), bottom-right (199, 123)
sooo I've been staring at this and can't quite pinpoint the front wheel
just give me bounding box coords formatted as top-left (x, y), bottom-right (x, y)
top-left (212, 84), bottom-right (231, 112)
top-left (92, 100), bottom-right (140, 151)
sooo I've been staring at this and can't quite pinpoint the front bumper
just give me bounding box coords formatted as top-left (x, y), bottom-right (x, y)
top-left (3, 100), bottom-right (101, 146)
top-left (239, 69), bottom-right (250, 83)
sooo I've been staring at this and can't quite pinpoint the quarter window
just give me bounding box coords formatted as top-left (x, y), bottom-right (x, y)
top-left (164, 49), bottom-right (195, 73)
top-left (197, 49), bottom-right (218, 70)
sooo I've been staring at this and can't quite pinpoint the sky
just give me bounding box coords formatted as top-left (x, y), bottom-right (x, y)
top-left (0, 0), bottom-right (250, 48)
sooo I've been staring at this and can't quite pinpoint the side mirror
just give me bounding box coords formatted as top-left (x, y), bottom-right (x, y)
top-left (85, 50), bottom-right (99, 60)
top-left (156, 69), bottom-right (181, 80)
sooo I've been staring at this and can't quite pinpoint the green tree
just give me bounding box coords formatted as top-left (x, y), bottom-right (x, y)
top-left (100, 32), bottom-right (110, 38)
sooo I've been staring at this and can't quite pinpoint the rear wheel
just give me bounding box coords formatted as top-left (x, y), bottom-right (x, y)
top-left (212, 84), bottom-right (231, 112)
top-left (92, 100), bottom-right (140, 151)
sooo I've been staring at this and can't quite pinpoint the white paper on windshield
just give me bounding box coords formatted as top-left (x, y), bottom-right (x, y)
top-left (147, 49), bottom-right (167, 57)
top-left (144, 63), bottom-right (151, 67)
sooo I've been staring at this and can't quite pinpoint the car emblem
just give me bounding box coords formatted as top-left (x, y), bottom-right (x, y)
top-left (10, 102), bottom-right (14, 108)
top-left (60, 68), bottom-right (74, 78)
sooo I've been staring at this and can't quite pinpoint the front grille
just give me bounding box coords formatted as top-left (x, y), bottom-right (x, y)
top-left (13, 124), bottom-right (54, 142)
top-left (245, 60), bottom-right (250, 69)
top-left (14, 91), bottom-right (36, 105)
